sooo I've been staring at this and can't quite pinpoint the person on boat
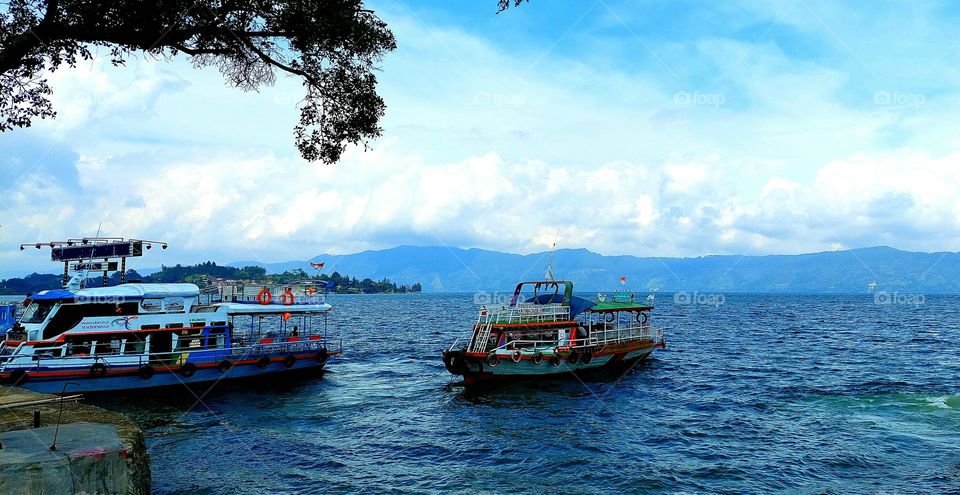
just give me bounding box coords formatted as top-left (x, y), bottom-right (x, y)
top-left (71, 342), bottom-right (90, 356)
top-left (291, 326), bottom-right (299, 337)
top-left (576, 323), bottom-right (588, 343)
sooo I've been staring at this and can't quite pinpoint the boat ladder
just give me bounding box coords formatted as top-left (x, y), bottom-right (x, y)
top-left (469, 310), bottom-right (495, 353)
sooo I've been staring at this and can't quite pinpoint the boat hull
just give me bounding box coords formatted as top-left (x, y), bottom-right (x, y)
top-left (0, 351), bottom-right (337, 394)
top-left (455, 342), bottom-right (662, 386)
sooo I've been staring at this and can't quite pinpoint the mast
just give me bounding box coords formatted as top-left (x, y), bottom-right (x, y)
top-left (544, 233), bottom-right (558, 281)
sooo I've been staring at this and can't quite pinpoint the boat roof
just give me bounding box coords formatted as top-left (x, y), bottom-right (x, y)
top-left (31, 283), bottom-right (200, 302)
top-left (213, 302), bottom-right (332, 314)
top-left (587, 301), bottom-right (654, 313)
top-left (525, 293), bottom-right (595, 318)
top-left (511, 281), bottom-right (574, 307)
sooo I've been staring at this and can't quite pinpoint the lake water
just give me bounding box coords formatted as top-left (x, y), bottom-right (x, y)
top-left (66, 293), bottom-right (960, 493)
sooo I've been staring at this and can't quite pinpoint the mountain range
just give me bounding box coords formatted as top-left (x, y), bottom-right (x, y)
top-left (229, 245), bottom-right (960, 293)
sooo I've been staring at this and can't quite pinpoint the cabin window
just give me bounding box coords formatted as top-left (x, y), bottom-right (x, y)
top-left (42, 303), bottom-right (139, 339)
top-left (177, 331), bottom-right (203, 350)
top-left (205, 332), bottom-right (225, 349)
top-left (165, 323), bottom-right (184, 329)
top-left (123, 337), bottom-right (146, 355)
top-left (164, 298), bottom-right (185, 312)
top-left (151, 332), bottom-right (173, 355)
top-left (32, 345), bottom-right (63, 359)
top-left (93, 340), bottom-right (119, 355)
top-left (114, 303), bottom-right (139, 316)
top-left (140, 299), bottom-right (163, 313)
top-left (67, 341), bottom-right (92, 356)
top-left (21, 301), bottom-right (57, 324)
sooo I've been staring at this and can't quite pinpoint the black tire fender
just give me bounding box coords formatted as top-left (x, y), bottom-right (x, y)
top-left (138, 365), bottom-right (155, 380)
top-left (533, 351), bottom-right (544, 365)
top-left (179, 362), bottom-right (197, 377)
top-left (90, 363), bottom-right (108, 377)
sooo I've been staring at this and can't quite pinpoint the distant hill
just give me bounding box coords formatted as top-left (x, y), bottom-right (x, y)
top-left (229, 245), bottom-right (960, 293)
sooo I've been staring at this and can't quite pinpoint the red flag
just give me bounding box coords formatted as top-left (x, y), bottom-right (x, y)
top-left (619, 276), bottom-right (627, 285)
top-left (310, 262), bottom-right (325, 269)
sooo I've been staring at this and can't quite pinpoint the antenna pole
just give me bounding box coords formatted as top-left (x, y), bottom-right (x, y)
top-left (544, 232), bottom-right (559, 281)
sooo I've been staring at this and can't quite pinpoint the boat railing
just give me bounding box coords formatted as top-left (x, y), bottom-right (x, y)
top-left (2, 337), bottom-right (340, 371)
top-left (589, 324), bottom-right (663, 346)
top-left (468, 303), bottom-right (571, 353)
top-left (483, 325), bottom-right (663, 354)
top-left (480, 303), bottom-right (571, 325)
top-left (200, 284), bottom-right (327, 306)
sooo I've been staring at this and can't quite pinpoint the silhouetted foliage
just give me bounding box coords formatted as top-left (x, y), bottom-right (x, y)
top-left (0, 0), bottom-right (396, 163)
top-left (497, 0), bottom-right (528, 12)
top-left (0, 262), bottom-right (422, 294)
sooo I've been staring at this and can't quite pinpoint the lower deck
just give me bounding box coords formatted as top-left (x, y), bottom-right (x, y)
top-left (2, 346), bottom-right (340, 394)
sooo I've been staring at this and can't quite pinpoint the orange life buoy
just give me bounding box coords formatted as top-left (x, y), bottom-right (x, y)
top-left (257, 289), bottom-right (272, 305)
top-left (281, 289), bottom-right (295, 306)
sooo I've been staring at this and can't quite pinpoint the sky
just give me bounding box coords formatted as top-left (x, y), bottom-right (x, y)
top-left (3, 0), bottom-right (960, 275)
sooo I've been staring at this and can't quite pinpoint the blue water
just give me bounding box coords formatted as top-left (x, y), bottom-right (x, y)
top-left (86, 293), bottom-right (960, 494)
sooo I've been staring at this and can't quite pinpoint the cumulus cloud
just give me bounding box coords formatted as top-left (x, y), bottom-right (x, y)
top-left (2, 1), bottom-right (960, 275)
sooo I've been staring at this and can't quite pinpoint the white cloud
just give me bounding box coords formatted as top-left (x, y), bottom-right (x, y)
top-left (3, 2), bottom-right (960, 275)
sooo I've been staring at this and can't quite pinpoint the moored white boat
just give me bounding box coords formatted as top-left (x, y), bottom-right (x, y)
top-left (0, 282), bottom-right (340, 394)
top-left (2, 236), bottom-right (342, 394)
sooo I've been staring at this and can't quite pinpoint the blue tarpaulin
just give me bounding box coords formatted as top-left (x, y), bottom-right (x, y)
top-left (27, 290), bottom-right (75, 302)
top-left (0, 304), bottom-right (17, 332)
top-left (524, 294), bottom-right (594, 318)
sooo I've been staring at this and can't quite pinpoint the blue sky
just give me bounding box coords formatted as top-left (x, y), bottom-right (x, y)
top-left (2, 0), bottom-right (960, 275)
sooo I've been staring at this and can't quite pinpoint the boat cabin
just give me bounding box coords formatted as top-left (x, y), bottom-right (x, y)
top-left (1, 282), bottom-right (334, 370)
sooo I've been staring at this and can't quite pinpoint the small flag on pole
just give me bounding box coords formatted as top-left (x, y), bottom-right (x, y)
top-left (310, 262), bottom-right (325, 269)
top-left (619, 276), bottom-right (627, 285)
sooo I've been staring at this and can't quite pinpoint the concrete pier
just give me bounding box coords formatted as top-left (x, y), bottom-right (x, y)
top-left (0, 387), bottom-right (150, 494)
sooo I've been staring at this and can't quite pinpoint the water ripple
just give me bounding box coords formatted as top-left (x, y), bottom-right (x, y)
top-left (90, 293), bottom-right (960, 494)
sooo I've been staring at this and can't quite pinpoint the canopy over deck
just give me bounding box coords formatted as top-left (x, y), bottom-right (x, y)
top-left (214, 302), bottom-right (332, 314)
top-left (30, 283), bottom-right (199, 302)
top-left (510, 281), bottom-right (574, 307)
top-left (587, 301), bottom-right (654, 313)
